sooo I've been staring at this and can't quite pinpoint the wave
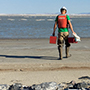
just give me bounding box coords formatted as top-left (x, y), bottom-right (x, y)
top-left (47, 19), bottom-right (54, 21)
top-left (7, 18), bottom-right (15, 21)
top-left (20, 19), bottom-right (27, 21)
top-left (36, 19), bottom-right (45, 21)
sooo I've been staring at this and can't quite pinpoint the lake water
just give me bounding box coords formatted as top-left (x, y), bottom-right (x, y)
top-left (0, 15), bottom-right (90, 38)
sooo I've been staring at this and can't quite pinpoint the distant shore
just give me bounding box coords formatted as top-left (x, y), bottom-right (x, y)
top-left (0, 14), bottom-right (90, 17)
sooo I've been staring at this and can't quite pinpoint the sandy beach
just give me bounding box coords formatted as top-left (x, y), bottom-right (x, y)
top-left (0, 38), bottom-right (90, 86)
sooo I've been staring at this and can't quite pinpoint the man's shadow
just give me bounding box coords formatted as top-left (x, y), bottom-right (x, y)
top-left (0, 55), bottom-right (58, 60)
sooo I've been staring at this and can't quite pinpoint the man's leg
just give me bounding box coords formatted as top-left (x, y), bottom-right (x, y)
top-left (64, 32), bottom-right (71, 58)
top-left (58, 45), bottom-right (62, 60)
top-left (65, 46), bottom-right (71, 58)
top-left (57, 32), bottom-right (64, 60)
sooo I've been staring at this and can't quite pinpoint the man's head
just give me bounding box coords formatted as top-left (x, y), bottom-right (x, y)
top-left (60, 7), bottom-right (67, 14)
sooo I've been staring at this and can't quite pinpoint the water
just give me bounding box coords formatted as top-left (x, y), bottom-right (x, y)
top-left (0, 15), bottom-right (90, 39)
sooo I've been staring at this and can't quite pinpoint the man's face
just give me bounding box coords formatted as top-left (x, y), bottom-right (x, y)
top-left (63, 10), bottom-right (67, 14)
top-left (65, 10), bottom-right (67, 13)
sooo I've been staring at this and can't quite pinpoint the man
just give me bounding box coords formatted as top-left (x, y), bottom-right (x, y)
top-left (52, 7), bottom-right (76, 60)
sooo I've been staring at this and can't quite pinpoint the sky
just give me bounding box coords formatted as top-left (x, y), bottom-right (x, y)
top-left (0, 0), bottom-right (90, 14)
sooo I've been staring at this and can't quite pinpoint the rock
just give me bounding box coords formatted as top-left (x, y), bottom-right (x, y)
top-left (42, 82), bottom-right (58, 90)
top-left (70, 80), bottom-right (76, 85)
top-left (73, 82), bottom-right (89, 89)
top-left (78, 76), bottom-right (90, 80)
top-left (80, 82), bottom-right (88, 88)
top-left (73, 83), bottom-right (82, 89)
top-left (57, 84), bottom-right (64, 90)
top-left (0, 84), bottom-right (9, 90)
top-left (1, 80), bottom-right (90, 90)
top-left (31, 82), bottom-right (58, 90)
top-left (31, 84), bottom-right (41, 90)
top-left (57, 82), bottom-right (69, 90)
top-left (22, 86), bottom-right (30, 90)
top-left (9, 85), bottom-right (14, 90)
top-left (9, 83), bottom-right (23, 90)
top-left (9, 83), bottom-right (31, 90)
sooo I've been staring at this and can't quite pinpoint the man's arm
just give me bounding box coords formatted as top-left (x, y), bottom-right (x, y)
top-left (68, 20), bottom-right (76, 34)
top-left (52, 21), bottom-right (57, 36)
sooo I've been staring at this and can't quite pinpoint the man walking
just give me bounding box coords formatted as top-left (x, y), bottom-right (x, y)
top-left (52, 7), bottom-right (76, 60)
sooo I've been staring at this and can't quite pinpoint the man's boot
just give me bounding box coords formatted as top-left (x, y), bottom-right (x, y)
top-left (58, 45), bottom-right (62, 60)
top-left (65, 46), bottom-right (71, 58)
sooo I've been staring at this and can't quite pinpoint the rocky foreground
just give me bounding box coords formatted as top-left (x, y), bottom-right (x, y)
top-left (1, 76), bottom-right (90, 90)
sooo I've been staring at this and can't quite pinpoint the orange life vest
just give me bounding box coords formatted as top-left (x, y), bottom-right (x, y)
top-left (58, 14), bottom-right (68, 28)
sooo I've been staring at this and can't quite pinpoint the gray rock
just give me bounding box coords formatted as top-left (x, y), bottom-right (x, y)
top-left (31, 84), bottom-right (42, 90)
top-left (80, 82), bottom-right (88, 88)
top-left (31, 82), bottom-right (58, 90)
top-left (1, 80), bottom-right (90, 90)
top-left (9, 83), bottom-right (23, 90)
top-left (41, 82), bottom-right (58, 90)
top-left (9, 83), bottom-right (30, 90)
top-left (57, 84), bottom-right (64, 90)
top-left (73, 82), bottom-right (88, 89)
top-left (0, 84), bottom-right (9, 90)
top-left (22, 86), bottom-right (30, 90)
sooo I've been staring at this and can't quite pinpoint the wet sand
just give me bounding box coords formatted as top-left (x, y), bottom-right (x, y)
top-left (0, 38), bottom-right (90, 86)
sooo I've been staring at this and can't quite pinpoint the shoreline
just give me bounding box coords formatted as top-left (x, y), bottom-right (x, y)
top-left (0, 37), bottom-right (90, 40)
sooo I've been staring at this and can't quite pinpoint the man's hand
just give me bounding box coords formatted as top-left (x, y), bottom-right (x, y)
top-left (72, 31), bottom-right (76, 35)
top-left (52, 32), bottom-right (55, 36)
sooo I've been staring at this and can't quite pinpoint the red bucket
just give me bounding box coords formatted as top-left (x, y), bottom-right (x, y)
top-left (68, 37), bottom-right (77, 43)
top-left (49, 36), bottom-right (57, 44)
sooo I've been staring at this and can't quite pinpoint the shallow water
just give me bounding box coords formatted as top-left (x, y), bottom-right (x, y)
top-left (0, 15), bottom-right (90, 38)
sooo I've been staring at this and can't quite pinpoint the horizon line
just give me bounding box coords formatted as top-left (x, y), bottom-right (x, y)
top-left (0, 13), bottom-right (90, 16)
